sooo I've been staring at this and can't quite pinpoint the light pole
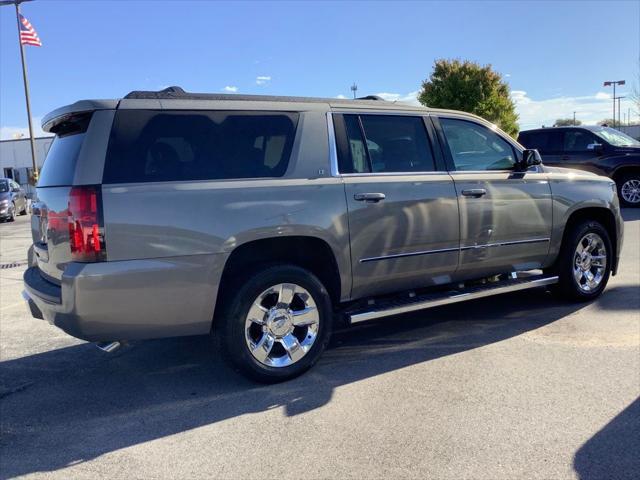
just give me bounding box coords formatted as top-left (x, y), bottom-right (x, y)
top-left (603, 80), bottom-right (625, 127)
top-left (573, 111), bottom-right (576, 125)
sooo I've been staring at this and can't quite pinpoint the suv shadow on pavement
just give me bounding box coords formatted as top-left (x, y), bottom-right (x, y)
top-left (0, 287), bottom-right (615, 478)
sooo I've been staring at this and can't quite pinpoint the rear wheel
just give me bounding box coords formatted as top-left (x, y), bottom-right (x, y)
top-left (617, 172), bottom-right (640, 207)
top-left (19, 202), bottom-right (28, 215)
top-left (216, 264), bottom-right (332, 383)
top-left (550, 220), bottom-right (612, 301)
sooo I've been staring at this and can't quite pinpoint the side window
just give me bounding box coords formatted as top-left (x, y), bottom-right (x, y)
top-left (104, 111), bottom-right (299, 184)
top-left (519, 131), bottom-right (561, 154)
top-left (563, 130), bottom-right (597, 152)
top-left (360, 115), bottom-right (435, 173)
top-left (338, 114), bottom-right (436, 173)
top-left (440, 118), bottom-right (516, 171)
top-left (343, 115), bottom-right (369, 173)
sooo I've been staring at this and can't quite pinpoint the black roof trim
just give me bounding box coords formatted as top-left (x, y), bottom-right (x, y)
top-left (123, 86), bottom-right (390, 105)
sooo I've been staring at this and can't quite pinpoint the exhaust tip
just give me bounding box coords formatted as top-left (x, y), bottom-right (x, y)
top-left (95, 341), bottom-right (121, 353)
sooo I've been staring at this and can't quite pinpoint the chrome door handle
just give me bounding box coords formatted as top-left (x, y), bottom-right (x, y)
top-left (354, 192), bottom-right (386, 203)
top-left (461, 188), bottom-right (487, 198)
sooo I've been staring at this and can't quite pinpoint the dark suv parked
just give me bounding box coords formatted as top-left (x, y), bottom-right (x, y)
top-left (518, 126), bottom-right (640, 207)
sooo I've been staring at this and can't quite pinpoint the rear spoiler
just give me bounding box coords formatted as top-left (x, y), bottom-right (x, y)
top-left (42, 99), bottom-right (119, 133)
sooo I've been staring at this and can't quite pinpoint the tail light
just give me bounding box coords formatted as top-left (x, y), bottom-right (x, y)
top-left (68, 185), bottom-right (106, 262)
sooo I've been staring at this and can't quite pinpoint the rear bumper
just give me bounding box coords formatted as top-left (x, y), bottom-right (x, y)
top-left (22, 253), bottom-right (227, 342)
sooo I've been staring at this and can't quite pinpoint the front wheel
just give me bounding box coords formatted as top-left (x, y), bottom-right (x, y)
top-left (8, 203), bottom-right (16, 222)
top-left (550, 220), bottom-right (612, 301)
top-left (617, 173), bottom-right (640, 207)
top-left (216, 265), bottom-right (333, 383)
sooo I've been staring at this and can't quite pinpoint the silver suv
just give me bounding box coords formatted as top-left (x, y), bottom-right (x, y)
top-left (23, 87), bottom-right (624, 382)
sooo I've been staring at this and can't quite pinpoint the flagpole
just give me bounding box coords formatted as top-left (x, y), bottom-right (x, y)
top-left (14, 0), bottom-right (39, 183)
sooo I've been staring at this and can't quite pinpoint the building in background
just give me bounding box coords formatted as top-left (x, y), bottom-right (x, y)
top-left (0, 136), bottom-right (52, 197)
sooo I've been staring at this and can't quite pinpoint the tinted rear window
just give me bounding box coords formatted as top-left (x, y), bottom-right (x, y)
top-left (103, 110), bottom-right (299, 184)
top-left (38, 133), bottom-right (85, 187)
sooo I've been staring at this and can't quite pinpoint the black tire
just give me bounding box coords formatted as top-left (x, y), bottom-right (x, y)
top-left (549, 220), bottom-right (612, 302)
top-left (215, 264), bottom-right (333, 383)
top-left (616, 172), bottom-right (640, 208)
top-left (19, 203), bottom-right (28, 215)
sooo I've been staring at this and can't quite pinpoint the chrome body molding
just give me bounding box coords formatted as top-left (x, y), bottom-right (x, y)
top-left (359, 238), bottom-right (551, 263)
top-left (360, 247), bottom-right (460, 263)
top-left (348, 275), bottom-right (559, 324)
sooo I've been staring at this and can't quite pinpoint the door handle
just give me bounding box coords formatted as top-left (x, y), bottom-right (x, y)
top-left (461, 188), bottom-right (487, 198)
top-left (354, 192), bottom-right (386, 203)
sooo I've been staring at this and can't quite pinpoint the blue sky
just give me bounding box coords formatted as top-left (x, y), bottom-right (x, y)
top-left (1, 0), bottom-right (638, 139)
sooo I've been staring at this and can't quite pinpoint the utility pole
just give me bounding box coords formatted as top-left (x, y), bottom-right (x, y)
top-left (617, 96), bottom-right (625, 129)
top-left (350, 83), bottom-right (358, 99)
top-left (0, 0), bottom-right (38, 182)
top-left (573, 111), bottom-right (576, 125)
top-left (603, 80), bottom-right (625, 128)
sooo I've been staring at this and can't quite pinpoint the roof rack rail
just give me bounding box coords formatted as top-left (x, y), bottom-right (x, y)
top-left (356, 95), bottom-right (385, 101)
top-left (124, 86), bottom-right (186, 100)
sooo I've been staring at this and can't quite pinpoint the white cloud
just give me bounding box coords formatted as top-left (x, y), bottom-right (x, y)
top-left (223, 86), bottom-right (238, 93)
top-left (512, 90), bottom-right (623, 128)
top-left (373, 91), bottom-right (420, 105)
top-left (0, 117), bottom-right (51, 141)
top-left (505, 73), bottom-right (512, 78)
top-left (256, 75), bottom-right (271, 86)
top-left (335, 94), bottom-right (347, 99)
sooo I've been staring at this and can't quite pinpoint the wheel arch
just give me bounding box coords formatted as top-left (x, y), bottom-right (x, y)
top-left (213, 235), bottom-right (345, 327)
top-left (556, 206), bottom-right (619, 276)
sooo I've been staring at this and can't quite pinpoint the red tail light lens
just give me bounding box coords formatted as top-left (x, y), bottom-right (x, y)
top-left (68, 186), bottom-right (106, 262)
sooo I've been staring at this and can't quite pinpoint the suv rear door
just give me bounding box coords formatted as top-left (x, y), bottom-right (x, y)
top-left (435, 115), bottom-right (552, 278)
top-left (333, 112), bottom-right (460, 299)
top-left (518, 129), bottom-right (563, 165)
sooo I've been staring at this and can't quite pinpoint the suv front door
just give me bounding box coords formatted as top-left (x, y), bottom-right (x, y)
top-left (333, 113), bottom-right (460, 299)
top-left (559, 129), bottom-right (608, 175)
top-left (435, 116), bottom-right (553, 279)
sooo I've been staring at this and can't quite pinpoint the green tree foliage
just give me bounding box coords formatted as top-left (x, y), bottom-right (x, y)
top-left (419, 59), bottom-right (519, 137)
top-left (554, 118), bottom-right (582, 126)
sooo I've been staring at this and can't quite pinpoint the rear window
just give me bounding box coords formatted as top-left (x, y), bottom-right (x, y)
top-left (103, 110), bottom-right (299, 184)
top-left (38, 133), bottom-right (86, 187)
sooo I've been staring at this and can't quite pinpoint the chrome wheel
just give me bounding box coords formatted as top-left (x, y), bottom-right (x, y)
top-left (244, 283), bottom-right (320, 368)
top-left (573, 233), bottom-right (607, 293)
top-left (621, 179), bottom-right (640, 204)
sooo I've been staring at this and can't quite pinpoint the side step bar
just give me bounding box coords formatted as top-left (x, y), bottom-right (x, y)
top-left (347, 274), bottom-right (559, 324)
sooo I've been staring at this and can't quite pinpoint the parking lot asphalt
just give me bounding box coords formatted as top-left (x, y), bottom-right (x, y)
top-left (0, 211), bottom-right (638, 480)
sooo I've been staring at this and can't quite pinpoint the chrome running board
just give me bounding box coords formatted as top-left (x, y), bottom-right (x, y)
top-left (347, 274), bottom-right (559, 324)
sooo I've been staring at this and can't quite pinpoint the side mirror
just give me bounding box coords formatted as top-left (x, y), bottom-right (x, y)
top-left (519, 149), bottom-right (542, 170)
top-left (587, 143), bottom-right (603, 153)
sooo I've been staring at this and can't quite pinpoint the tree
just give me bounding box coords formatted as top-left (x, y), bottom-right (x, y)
top-left (599, 119), bottom-right (615, 127)
top-left (554, 118), bottom-right (582, 126)
top-left (418, 59), bottom-right (519, 136)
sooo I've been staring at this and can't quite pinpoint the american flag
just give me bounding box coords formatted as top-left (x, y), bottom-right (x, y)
top-left (19, 14), bottom-right (42, 47)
